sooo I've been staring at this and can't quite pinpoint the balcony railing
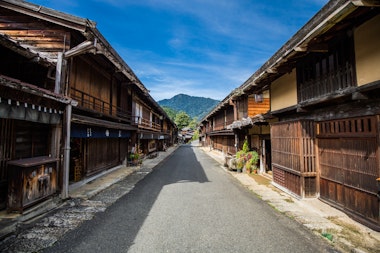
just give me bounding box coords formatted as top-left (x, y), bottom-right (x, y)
top-left (71, 87), bottom-right (132, 123)
top-left (209, 119), bottom-right (235, 132)
top-left (133, 116), bottom-right (161, 132)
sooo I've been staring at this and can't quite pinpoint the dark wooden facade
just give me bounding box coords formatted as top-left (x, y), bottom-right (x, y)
top-left (317, 116), bottom-right (379, 228)
top-left (200, 90), bottom-right (271, 170)
top-left (199, 102), bottom-right (235, 155)
top-left (0, 0), bottom-right (176, 212)
top-left (201, 0), bottom-right (380, 231)
top-left (0, 74), bottom-right (68, 209)
top-left (271, 120), bottom-right (316, 198)
top-left (237, 1), bottom-right (380, 230)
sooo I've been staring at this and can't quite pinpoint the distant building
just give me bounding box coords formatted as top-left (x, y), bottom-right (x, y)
top-left (179, 127), bottom-right (194, 143)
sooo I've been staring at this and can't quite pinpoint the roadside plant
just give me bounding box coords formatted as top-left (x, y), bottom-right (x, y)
top-left (130, 153), bottom-right (139, 160)
top-left (246, 151), bottom-right (259, 173)
top-left (234, 139), bottom-right (259, 173)
top-left (242, 139), bottom-right (250, 153)
top-left (236, 150), bottom-right (245, 160)
top-left (236, 157), bottom-right (245, 170)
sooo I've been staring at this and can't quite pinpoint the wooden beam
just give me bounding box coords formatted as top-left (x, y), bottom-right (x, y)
top-left (352, 92), bottom-right (368, 100)
top-left (64, 40), bottom-right (95, 58)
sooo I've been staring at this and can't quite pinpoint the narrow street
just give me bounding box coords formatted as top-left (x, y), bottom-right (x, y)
top-left (42, 144), bottom-right (336, 253)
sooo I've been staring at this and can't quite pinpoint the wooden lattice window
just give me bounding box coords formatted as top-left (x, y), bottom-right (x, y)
top-left (317, 116), bottom-right (376, 138)
top-left (271, 120), bottom-right (316, 173)
top-left (317, 116), bottom-right (378, 194)
top-left (297, 32), bottom-right (356, 103)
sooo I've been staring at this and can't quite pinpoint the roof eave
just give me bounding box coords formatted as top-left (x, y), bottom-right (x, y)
top-left (0, 0), bottom-right (95, 33)
top-left (241, 0), bottom-right (358, 92)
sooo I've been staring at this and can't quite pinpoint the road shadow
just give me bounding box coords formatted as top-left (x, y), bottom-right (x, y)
top-left (43, 144), bottom-right (210, 252)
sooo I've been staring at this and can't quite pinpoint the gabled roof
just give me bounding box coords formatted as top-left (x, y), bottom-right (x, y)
top-left (0, 0), bottom-right (179, 127)
top-left (0, 0), bottom-right (148, 93)
top-left (0, 0), bottom-right (96, 32)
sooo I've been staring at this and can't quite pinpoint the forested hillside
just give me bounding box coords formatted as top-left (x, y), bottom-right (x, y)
top-left (158, 94), bottom-right (219, 120)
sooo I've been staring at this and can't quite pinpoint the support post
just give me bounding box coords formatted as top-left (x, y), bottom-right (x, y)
top-left (54, 52), bottom-right (63, 94)
top-left (61, 103), bottom-right (72, 199)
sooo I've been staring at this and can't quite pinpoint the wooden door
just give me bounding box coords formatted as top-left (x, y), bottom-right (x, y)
top-left (317, 116), bottom-right (379, 230)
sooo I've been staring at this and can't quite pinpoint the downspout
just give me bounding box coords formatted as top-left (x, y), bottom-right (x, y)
top-left (62, 103), bottom-right (72, 199)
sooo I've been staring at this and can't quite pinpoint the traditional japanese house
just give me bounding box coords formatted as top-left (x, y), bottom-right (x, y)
top-left (239, 0), bottom-right (380, 230)
top-left (0, 0), bottom-right (77, 209)
top-left (0, 0), bottom-right (175, 212)
top-left (199, 95), bottom-right (235, 155)
top-left (226, 89), bottom-right (271, 173)
top-left (199, 86), bottom-right (271, 172)
top-left (132, 90), bottom-right (177, 157)
top-left (0, 74), bottom-right (70, 212)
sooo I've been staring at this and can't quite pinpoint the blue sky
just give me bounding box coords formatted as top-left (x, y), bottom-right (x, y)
top-left (29, 0), bottom-right (328, 101)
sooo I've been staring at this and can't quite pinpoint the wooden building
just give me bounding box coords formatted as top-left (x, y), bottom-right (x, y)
top-left (199, 88), bottom-right (271, 172)
top-left (237, 0), bottom-right (380, 230)
top-left (132, 92), bottom-right (177, 156)
top-left (199, 96), bottom-right (235, 155)
top-left (0, 0), bottom-right (176, 211)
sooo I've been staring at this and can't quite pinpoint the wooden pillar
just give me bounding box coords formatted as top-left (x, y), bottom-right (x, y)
top-left (229, 99), bottom-right (238, 121)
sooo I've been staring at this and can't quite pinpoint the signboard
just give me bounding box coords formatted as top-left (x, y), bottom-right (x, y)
top-left (71, 124), bottom-right (131, 138)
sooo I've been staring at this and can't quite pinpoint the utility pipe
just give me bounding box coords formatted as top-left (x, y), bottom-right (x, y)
top-left (61, 103), bottom-right (72, 199)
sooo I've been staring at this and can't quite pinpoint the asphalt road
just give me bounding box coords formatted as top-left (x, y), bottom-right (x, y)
top-left (43, 144), bottom-right (337, 253)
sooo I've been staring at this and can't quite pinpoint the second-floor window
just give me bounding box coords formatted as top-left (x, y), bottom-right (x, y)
top-left (297, 32), bottom-right (356, 103)
top-left (237, 96), bottom-right (248, 119)
top-left (135, 103), bottom-right (142, 124)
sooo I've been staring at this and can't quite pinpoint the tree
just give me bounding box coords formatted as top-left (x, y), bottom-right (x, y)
top-left (162, 106), bottom-right (177, 121)
top-left (191, 129), bottom-right (199, 141)
top-left (188, 117), bottom-right (198, 130)
top-left (175, 111), bottom-right (191, 130)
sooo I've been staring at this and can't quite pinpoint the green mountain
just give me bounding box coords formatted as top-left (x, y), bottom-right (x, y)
top-left (158, 94), bottom-right (220, 120)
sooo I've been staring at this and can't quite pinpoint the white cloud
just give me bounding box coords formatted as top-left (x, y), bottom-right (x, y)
top-left (29, 0), bottom-right (328, 103)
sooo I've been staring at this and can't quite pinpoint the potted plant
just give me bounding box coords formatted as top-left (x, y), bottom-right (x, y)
top-left (129, 153), bottom-right (140, 165)
top-left (235, 140), bottom-right (259, 174)
top-left (247, 151), bottom-right (259, 174)
top-left (245, 159), bottom-right (253, 174)
top-left (236, 157), bottom-right (245, 173)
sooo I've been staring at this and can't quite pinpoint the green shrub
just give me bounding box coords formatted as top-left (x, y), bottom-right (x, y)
top-left (236, 157), bottom-right (245, 169)
top-left (247, 151), bottom-right (259, 166)
top-left (236, 150), bottom-right (245, 159)
top-left (235, 139), bottom-right (259, 172)
top-left (242, 139), bottom-right (250, 153)
top-left (130, 153), bottom-right (139, 160)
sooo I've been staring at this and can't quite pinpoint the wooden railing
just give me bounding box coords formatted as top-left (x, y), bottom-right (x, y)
top-left (213, 119), bottom-right (234, 131)
top-left (70, 87), bottom-right (132, 123)
top-left (133, 116), bottom-right (161, 132)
